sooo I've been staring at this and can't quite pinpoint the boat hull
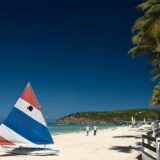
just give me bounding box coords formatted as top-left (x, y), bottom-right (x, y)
top-left (31, 149), bottom-right (60, 156)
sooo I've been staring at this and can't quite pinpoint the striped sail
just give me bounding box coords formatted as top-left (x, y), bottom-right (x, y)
top-left (0, 83), bottom-right (53, 146)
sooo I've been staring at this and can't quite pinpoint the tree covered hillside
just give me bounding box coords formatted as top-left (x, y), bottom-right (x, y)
top-left (56, 109), bottom-right (160, 124)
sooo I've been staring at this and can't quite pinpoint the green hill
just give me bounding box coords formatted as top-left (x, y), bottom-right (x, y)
top-left (56, 108), bottom-right (160, 124)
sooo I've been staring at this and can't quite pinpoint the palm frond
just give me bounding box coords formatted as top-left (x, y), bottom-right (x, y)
top-left (132, 16), bottom-right (155, 33)
top-left (155, 44), bottom-right (160, 52)
top-left (129, 45), bottom-right (153, 57)
top-left (137, 0), bottom-right (160, 11)
top-left (145, 19), bottom-right (160, 39)
top-left (151, 73), bottom-right (160, 81)
top-left (145, 4), bottom-right (160, 16)
top-left (150, 82), bottom-right (160, 106)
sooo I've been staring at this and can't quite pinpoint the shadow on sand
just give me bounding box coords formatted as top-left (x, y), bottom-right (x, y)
top-left (109, 145), bottom-right (141, 153)
top-left (110, 137), bottom-right (142, 159)
top-left (0, 153), bottom-right (20, 157)
top-left (136, 154), bottom-right (142, 160)
top-left (0, 152), bottom-right (59, 157)
top-left (113, 135), bottom-right (141, 139)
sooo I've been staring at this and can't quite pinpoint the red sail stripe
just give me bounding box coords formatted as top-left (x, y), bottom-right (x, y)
top-left (21, 83), bottom-right (41, 110)
top-left (0, 136), bottom-right (15, 145)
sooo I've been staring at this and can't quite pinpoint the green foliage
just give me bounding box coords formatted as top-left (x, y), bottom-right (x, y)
top-left (65, 109), bottom-right (160, 122)
top-left (129, 0), bottom-right (160, 106)
top-left (129, 0), bottom-right (160, 63)
top-left (151, 68), bottom-right (160, 81)
top-left (150, 83), bottom-right (160, 106)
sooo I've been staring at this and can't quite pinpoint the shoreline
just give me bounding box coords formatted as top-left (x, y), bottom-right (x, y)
top-left (49, 123), bottom-right (116, 135)
top-left (51, 125), bottom-right (117, 135)
top-left (51, 126), bottom-right (117, 135)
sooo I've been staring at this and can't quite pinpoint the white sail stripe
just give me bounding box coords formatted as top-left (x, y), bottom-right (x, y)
top-left (15, 98), bottom-right (46, 126)
top-left (0, 124), bottom-right (34, 145)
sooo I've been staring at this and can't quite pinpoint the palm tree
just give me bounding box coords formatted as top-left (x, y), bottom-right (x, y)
top-left (129, 0), bottom-right (160, 105)
top-left (150, 83), bottom-right (160, 106)
top-left (129, 0), bottom-right (160, 64)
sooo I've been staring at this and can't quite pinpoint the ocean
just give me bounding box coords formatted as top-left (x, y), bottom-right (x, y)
top-left (48, 123), bottom-right (115, 134)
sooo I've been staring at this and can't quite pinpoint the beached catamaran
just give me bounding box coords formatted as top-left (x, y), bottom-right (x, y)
top-left (0, 83), bottom-right (59, 155)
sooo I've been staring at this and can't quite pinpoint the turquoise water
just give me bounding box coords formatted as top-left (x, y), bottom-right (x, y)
top-left (48, 123), bottom-right (115, 134)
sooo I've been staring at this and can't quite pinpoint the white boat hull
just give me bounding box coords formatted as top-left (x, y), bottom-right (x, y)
top-left (31, 149), bottom-right (60, 156)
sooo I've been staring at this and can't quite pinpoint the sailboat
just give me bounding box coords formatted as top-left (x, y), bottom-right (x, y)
top-left (0, 83), bottom-right (59, 155)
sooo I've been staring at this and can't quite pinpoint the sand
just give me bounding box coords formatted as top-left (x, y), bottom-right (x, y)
top-left (0, 126), bottom-right (145, 160)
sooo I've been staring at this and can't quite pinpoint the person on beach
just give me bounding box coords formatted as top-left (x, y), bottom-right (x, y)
top-left (93, 125), bottom-right (97, 136)
top-left (86, 125), bottom-right (90, 136)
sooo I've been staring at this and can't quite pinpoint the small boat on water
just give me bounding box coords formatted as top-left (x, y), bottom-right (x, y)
top-left (0, 82), bottom-right (59, 155)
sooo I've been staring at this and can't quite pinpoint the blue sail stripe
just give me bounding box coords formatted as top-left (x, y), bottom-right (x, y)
top-left (3, 107), bottom-right (54, 145)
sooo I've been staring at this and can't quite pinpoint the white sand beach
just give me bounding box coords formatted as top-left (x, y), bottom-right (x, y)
top-left (0, 126), bottom-right (144, 160)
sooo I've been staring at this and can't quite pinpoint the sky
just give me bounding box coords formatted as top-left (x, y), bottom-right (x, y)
top-left (0, 0), bottom-right (157, 122)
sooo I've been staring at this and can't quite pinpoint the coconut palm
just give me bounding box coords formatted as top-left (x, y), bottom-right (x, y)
top-left (129, 0), bottom-right (160, 105)
top-left (129, 0), bottom-right (160, 66)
